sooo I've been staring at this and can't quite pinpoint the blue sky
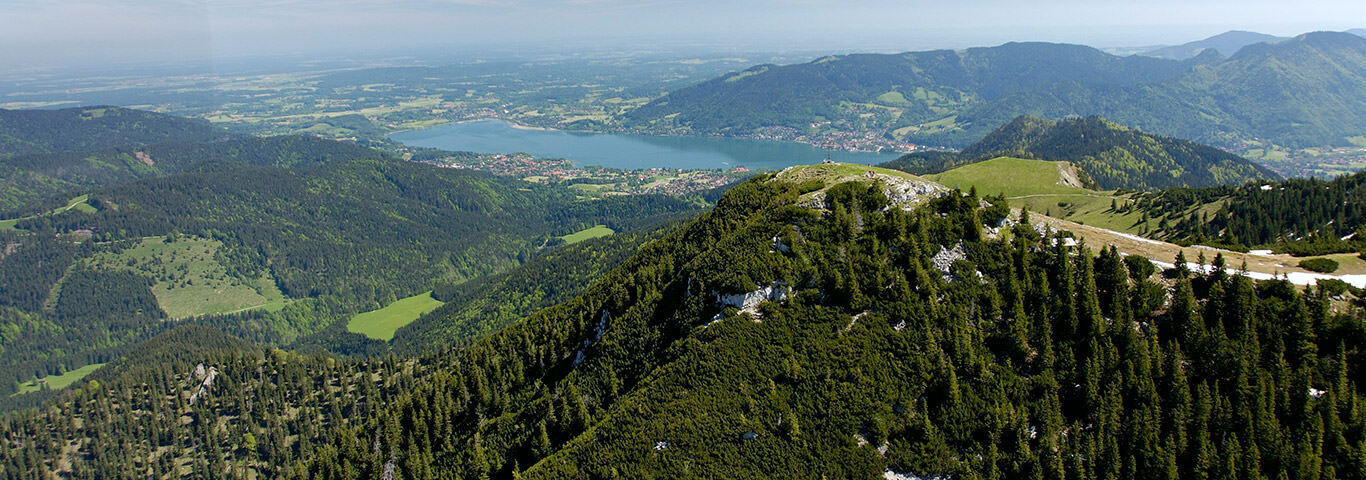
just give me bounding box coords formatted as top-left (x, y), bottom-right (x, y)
top-left (2, 0), bottom-right (1364, 69)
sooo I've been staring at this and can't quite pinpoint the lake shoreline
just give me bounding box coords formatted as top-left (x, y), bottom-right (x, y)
top-left (387, 117), bottom-right (915, 157)
top-left (389, 119), bottom-right (902, 172)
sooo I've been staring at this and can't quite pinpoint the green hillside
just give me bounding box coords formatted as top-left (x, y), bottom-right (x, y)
top-left (0, 121), bottom-right (703, 400)
top-left (927, 157), bottom-right (1093, 196)
top-left (1130, 169), bottom-right (1366, 254)
top-left (392, 223), bottom-right (678, 354)
top-left (626, 32), bottom-right (1366, 150)
top-left (287, 165), bottom-right (1364, 480)
top-left (0, 133), bottom-right (386, 212)
top-left (0, 106), bottom-right (226, 157)
top-left (885, 115), bottom-right (1277, 190)
top-left (924, 157), bottom-right (1144, 234)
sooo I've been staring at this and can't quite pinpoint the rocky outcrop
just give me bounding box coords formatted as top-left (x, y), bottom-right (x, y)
top-left (709, 281), bottom-right (790, 323)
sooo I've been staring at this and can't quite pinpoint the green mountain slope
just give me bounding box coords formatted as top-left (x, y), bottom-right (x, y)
top-left (0, 106), bottom-right (226, 157)
top-left (390, 221), bottom-right (680, 355)
top-left (625, 42), bottom-right (1187, 142)
top-left (0, 134), bottom-right (386, 212)
top-left (288, 164), bottom-right (1364, 480)
top-left (626, 32), bottom-right (1366, 150)
top-left (885, 115), bottom-right (1277, 190)
top-left (1131, 169), bottom-right (1366, 253)
top-left (0, 150), bottom-right (701, 400)
top-left (927, 156), bottom-right (1096, 196)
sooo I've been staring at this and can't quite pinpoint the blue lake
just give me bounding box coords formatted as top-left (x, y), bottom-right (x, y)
top-left (389, 120), bottom-right (901, 170)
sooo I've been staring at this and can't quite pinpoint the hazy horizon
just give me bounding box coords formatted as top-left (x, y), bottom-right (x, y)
top-left (2, 0), bottom-right (1364, 72)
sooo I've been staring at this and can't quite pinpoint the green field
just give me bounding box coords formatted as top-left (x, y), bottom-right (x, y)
top-left (347, 291), bottom-right (446, 341)
top-left (85, 236), bottom-right (288, 319)
top-left (13, 363), bottom-right (105, 395)
top-left (929, 157), bottom-right (1092, 197)
top-left (0, 194), bottom-right (95, 231)
top-left (560, 225), bottom-right (615, 244)
top-left (928, 157), bottom-right (1148, 234)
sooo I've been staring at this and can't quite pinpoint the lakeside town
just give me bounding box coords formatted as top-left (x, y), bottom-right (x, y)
top-left (405, 151), bottom-right (753, 197)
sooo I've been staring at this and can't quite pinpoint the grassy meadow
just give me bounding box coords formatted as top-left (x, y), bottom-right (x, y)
top-left (84, 236), bottom-right (288, 319)
top-left (347, 292), bottom-right (446, 341)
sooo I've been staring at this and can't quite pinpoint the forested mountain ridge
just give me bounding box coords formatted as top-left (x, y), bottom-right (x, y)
top-left (0, 106), bottom-right (227, 157)
top-left (1131, 169), bottom-right (1366, 254)
top-left (625, 31), bottom-right (1366, 150)
top-left (882, 115), bottom-right (1277, 190)
top-left (1, 325), bottom-right (456, 476)
top-left (624, 41), bottom-right (1189, 143)
top-left (0, 141), bottom-right (702, 406)
top-left (0, 134), bottom-right (387, 212)
top-left (262, 163), bottom-right (1365, 479)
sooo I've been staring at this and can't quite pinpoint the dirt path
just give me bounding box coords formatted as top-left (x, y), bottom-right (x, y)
top-left (1034, 214), bottom-right (1366, 287)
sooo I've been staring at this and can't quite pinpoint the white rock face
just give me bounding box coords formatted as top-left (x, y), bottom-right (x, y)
top-left (572, 311), bottom-right (610, 367)
top-left (882, 178), bottom-right (947, 208)
top-left (709, 281), bottom-right (790, 323)
top-left (931, 243), bottom-right (967, 275)
top-left (714, 282), bottom-right (789, 311)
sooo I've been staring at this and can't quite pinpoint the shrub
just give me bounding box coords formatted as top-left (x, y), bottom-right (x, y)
top-left (1298, 257), bottom-right (1340, 273)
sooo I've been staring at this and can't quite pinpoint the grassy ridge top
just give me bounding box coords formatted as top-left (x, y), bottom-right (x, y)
top-left (928, 157), bottom-right (1093, 197)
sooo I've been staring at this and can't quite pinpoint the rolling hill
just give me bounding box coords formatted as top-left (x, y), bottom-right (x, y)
top-left (0, 134), bottom-right (387, 212)
top-left (625, 31), bottom-right (1366, 150)
top-left (883, 115), bottom-right (1277, 190)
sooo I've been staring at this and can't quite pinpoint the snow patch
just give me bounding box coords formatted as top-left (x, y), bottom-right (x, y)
top-left (1248, 249), bottom-right (1274, 256)
top-left (884, 470), bottom-right (951, 480)
top-left (1149, 260), bottom-right (1366, 288)
top-left (1109, 231), bottom-right (1163, 246)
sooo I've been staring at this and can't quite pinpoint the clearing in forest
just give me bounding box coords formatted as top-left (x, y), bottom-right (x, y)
top-left (84, 236), bottom-right (287, 319)
top-left (347, 291), bottom-right (445, 341)
top-left (12, 363), bottom-right (106, 396)
top-left (560, 225), bottom-right (615, 245)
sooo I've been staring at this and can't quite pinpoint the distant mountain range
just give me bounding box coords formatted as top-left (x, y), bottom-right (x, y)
top-left (1141, 30), bottom-right (1286, 60)
top-left (881, 115), bottom-right (1278, 190)
top-left (624, 31), bottom-right (1366, 150)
